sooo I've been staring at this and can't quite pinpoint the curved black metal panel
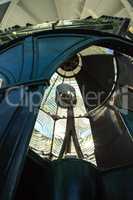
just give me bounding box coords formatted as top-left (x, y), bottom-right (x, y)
top-left (0, 86), bottom-right (44, 199)
top-left (76, 54), bottom-right (115, 111)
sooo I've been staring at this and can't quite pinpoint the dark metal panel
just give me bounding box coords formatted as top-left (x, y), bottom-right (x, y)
top-left (0, 86), bottom-right (44, 199)
top-left (0, 37), bottom-right (34, 85)
top-left (117, 54), bottom-right (133, 87)
top-left (115, 54), bottom-right (133, 134)
top-left (90, 106), bottom-right (133, 169)
top-left (76, 54), bottom-right (115, 111)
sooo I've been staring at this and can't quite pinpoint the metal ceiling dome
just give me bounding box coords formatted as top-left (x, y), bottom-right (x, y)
top-left (0, 0), bottom-right (132, 29)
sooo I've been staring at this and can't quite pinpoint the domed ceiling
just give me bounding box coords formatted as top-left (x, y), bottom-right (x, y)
top-left (0, 0), bottom-right (132, 29)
